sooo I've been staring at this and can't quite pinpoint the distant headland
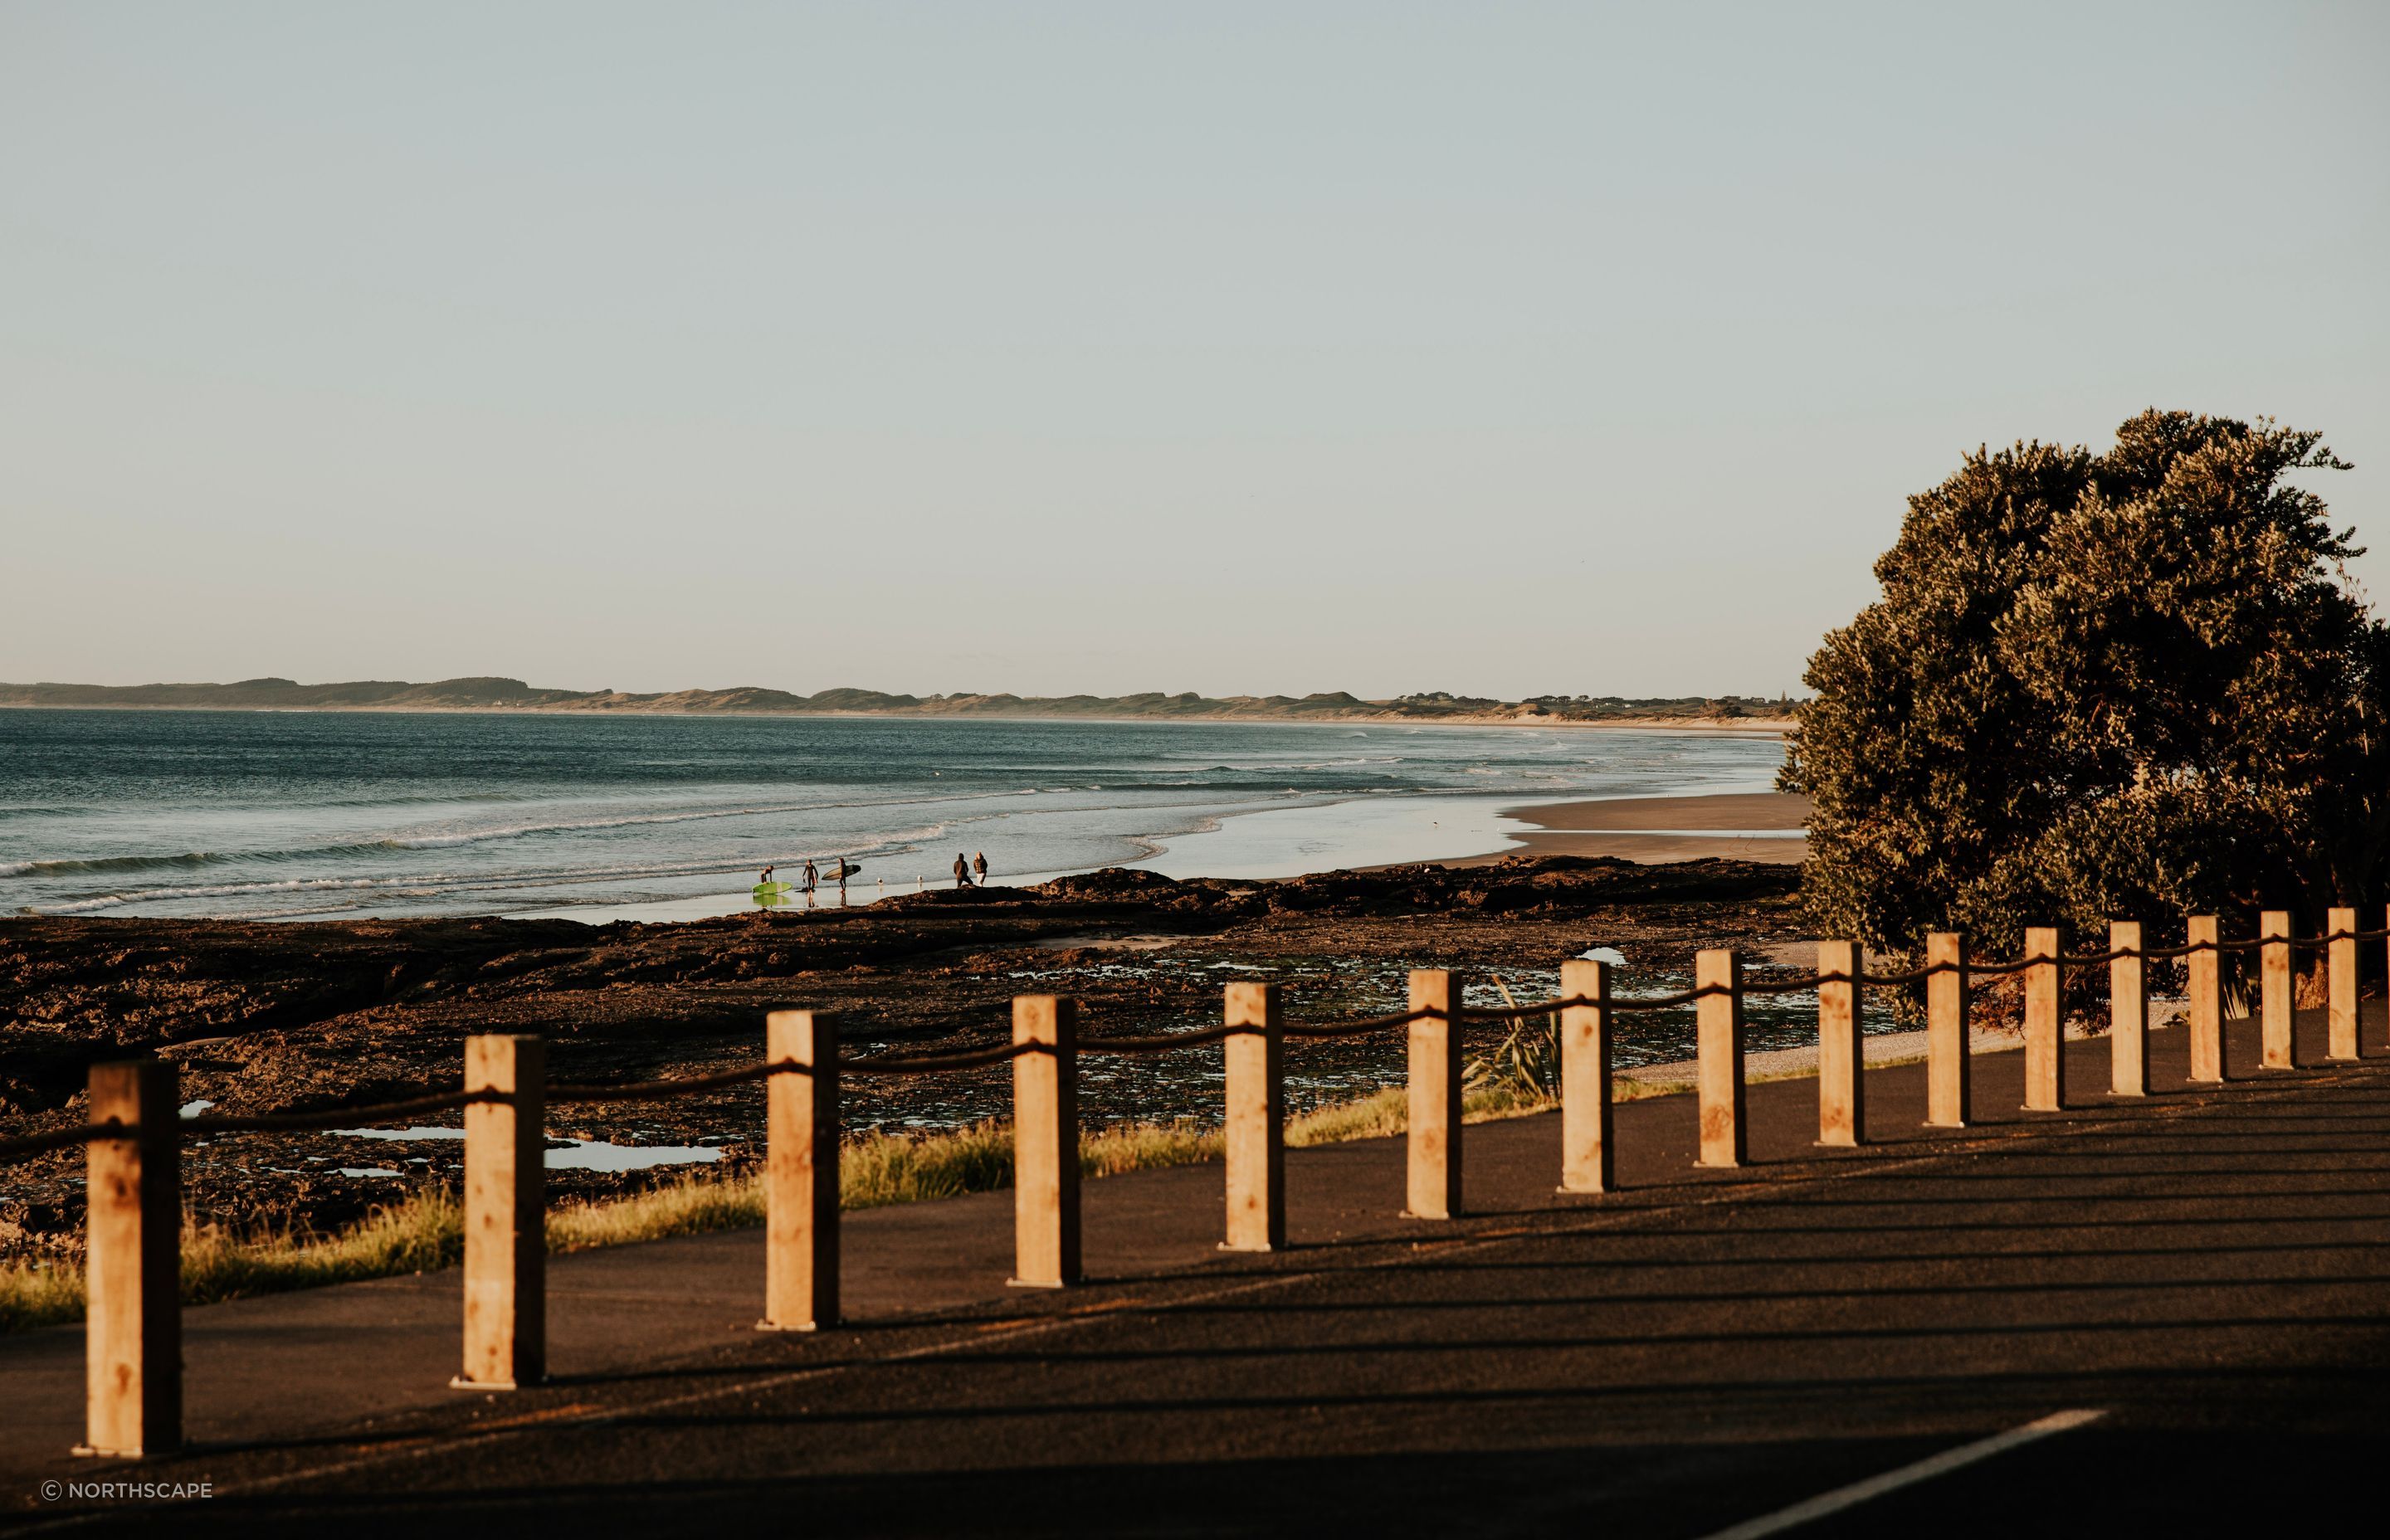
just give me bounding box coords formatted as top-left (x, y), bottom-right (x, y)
top-left (0, 677), bottom-right (1792, 729)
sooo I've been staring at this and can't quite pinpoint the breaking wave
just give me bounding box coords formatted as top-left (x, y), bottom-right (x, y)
top-left (1, 709), bottom-right (1786, 919)
top-left (32, 821), bottom-right (956, 916)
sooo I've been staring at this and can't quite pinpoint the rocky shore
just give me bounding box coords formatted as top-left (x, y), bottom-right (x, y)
top-left (0, 855), bottom-right (1805, 1263)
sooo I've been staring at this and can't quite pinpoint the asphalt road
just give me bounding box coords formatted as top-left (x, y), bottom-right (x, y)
top-left (6, 1007), bottom-right (2386, 1538)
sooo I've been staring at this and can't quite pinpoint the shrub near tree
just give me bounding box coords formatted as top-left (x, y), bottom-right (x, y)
top-left (1783, 410), bottom-right (2390, 962)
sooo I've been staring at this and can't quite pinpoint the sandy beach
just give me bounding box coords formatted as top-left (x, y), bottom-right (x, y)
top-left (1456, 791), bottom-right (1809, 867)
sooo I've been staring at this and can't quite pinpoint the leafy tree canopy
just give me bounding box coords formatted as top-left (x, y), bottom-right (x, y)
top-left (1783, 410), bottom-right (2388, 953)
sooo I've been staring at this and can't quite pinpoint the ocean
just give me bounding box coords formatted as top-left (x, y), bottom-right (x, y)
top-left (0, 709), bottom-right (1783, 923)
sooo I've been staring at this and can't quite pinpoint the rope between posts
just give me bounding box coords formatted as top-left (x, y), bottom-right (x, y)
top-left (183, 1089), bottom-right (495, 1135)
top-left (0, 1120), bottom-right (129, 1160)
top-left (10, 917), bottom-right (2383, 1163)
top-left (1282, 1006), bottom-right (1435, 1039)
top-left (548, 1061), bottom-right (795, 1103)
top-left (2057, 947), bottom-right (2134, 968)
top-left (2049, 928), bottom-right (2383, 966)
top-left (1079, 1022), bottom-right (1251, 1053)
top-left (838, 1040), bottom-right (1045, 1075)
top-left (1845, 933), bottom-right (2319, 979)
top-left (1590, 984), bottom-right (1724, 1011)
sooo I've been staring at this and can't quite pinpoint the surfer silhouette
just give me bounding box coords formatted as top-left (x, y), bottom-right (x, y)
top-left (836, 859), bottom-right (849, 906)
top-left (973, 851), bottom-right (988, 886)
top-left (953, 853), bottom-right (971, 889)
top-left (802, 860), bottom-right (818, 908)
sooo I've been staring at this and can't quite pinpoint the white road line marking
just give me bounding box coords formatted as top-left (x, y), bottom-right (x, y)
top-left (17, 1101), bottom-right (2177, 1532)
top-left (1695, 1408), bottom-right (2107, 1540)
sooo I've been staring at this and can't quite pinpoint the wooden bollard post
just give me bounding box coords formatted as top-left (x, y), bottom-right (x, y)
top-left (1221, 982), bottom-right (1285, 1251)
top-left (761, 1010), bottom-right (837, 1330)
top-left (2327, 906), bottom-right (2358, 1062)
top-left (2110, 920), bottom-right (2147, 1096)
top-left (1817, 940), bottom-right (1863, 1147)
top-left (1695, 948), bottom-right (1745, 1167)
top-left (79, 1060), bottom-right (180, 1458)
top-left (456, 1035), bottom-right (544, 1389)
top-left (1925, 932), bottom-right (1969, 1127)
top-left (2260, 910), bottom-right (2294, 1070)
top-left (1010, 996), bottom-right (1079, 1287)
top-left (1558, 958), bottom-right (1613, 1192)
top-left (1405, 970), bottom-right (1463, 1219)
top-left (2187, 916), bottom-right (2224, 1084)
top-left (2022, 927), bottom-right (2063, 1112)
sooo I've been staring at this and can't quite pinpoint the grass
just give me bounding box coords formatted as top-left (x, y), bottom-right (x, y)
top-left (0, 1258), bottom-right (84, 1335)
top-left (0, 1076), bottom-right (1603, 1333)
top-left (0, 1188), bottom-right (467, 1335)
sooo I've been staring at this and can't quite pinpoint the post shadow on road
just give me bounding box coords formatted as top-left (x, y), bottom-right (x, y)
top-left (32, 1020), bottom-right (2376, 1517)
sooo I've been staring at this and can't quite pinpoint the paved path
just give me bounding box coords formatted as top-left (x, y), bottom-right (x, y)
top-left (4, 1006), bottom-right (2387, 1536)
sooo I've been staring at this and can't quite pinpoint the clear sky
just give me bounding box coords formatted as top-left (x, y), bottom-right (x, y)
top-left (4, 3), bottom-right (2385, 699)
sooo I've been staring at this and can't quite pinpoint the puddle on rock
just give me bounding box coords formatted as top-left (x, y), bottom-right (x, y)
top-left (334, 1124), bottom-right (464, 1141)
top-left (1032, 934), bottom-right (1183, 953)
top-left (544, 1140), bottom-right (724, 1172)
top-left (329, 1125), bottom-right (723, 1172)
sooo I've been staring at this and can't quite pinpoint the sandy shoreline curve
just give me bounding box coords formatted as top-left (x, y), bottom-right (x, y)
top-left (1454, 791), bottom-right (1810, 867)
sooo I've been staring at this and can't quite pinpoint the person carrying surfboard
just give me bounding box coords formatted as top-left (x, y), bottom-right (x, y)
top-left (953, 853), bottom-right (971, 889)
top-left (973, 851), bottom-right (988, 886)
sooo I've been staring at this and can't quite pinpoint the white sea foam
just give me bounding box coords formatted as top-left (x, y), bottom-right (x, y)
top-left (2, 713), bottom-right (1784, 919)
top-left (6, 791), bottom-right (1037, 883)
top-left (27, 821), bottom-right (962, 916)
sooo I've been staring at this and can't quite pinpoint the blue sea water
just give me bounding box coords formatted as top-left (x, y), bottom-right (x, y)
top-left (0, 709), bottom-right (1783, 923)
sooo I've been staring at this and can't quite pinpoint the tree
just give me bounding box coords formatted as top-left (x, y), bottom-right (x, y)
top-left (1783, 410), bottom-right (2389, 956)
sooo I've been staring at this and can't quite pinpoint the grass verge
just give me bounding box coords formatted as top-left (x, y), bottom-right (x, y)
top-left (0, 1079), bottom-right (1583, 1333)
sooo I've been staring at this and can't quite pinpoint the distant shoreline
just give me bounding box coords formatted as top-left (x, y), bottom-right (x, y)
top-left (0, 679), bottom-right (1792, 735)
top-left (0, 700), bottom-right (1791, 733)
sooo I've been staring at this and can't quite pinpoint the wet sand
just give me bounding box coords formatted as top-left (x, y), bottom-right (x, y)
top-left (1456, 791), bottom-right (1809, 867)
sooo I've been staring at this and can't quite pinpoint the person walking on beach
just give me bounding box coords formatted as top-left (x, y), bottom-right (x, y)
top-left (802, 859), bottom-right (818, 908)
top-left (973, 851), bottom-right (988, 887)
top-left (836, 859), bottom-right (849, 906)
top-left (953, 852), bottom-right (972, 889)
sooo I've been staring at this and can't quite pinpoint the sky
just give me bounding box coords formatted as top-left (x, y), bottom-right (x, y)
top-left (3, 2), bottom-right (2386, 700)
